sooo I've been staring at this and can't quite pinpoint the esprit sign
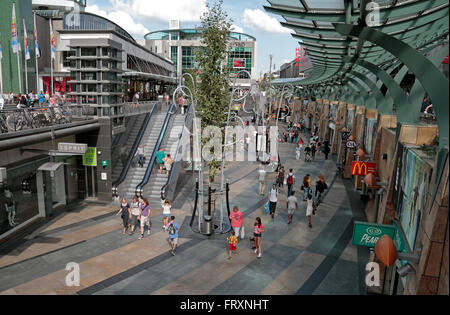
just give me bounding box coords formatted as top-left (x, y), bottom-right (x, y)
top-left (58, 143), bottom-right (87, 154)
top-left (352, 162), bottom-right (376, 176)
top-left (352, 221), bottom-right (396, 248)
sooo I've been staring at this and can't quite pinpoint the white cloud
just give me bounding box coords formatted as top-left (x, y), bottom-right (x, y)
top-left (86, 5), bottom-right (149, 37)
top-left (111, 0), bottom-right (207, 23)
top-left (242, 9), bottom-right (291, 34)
top-left (231, 25), bottom-right (244, 33)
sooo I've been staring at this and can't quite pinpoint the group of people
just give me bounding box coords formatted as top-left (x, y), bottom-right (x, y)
top-left (269, 167), bottom-right (328, 228)
top-left (123, 145), bottom-right (173, 177)
top-left (228, 206), bottom-right (264, 259)
top-left (296, 136), bottom-right (330, 162)
top-left (0, 91), bottom-right (69, 110)
top-left (115, 196), bottom-right (180, 256)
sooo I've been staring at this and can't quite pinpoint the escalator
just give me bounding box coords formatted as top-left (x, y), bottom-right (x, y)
top-left (112, 103), bottom-right (167, 200)
top-left (135, 103), bottom-right (177, 206)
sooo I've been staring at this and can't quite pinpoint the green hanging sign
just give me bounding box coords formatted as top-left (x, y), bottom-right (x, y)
top-left (352, 221), bottom-right (396, 248)
top-left (83, 147), bottom-right (97, 166)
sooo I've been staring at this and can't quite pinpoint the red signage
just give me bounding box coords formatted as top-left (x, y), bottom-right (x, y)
top-left (233, 58), bottom-right (245, 68)
top-left (352, 162), bottom-right (376, 176)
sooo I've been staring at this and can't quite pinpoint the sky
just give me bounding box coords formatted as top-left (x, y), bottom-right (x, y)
top-left (86, 0), bottom-right (300, 77)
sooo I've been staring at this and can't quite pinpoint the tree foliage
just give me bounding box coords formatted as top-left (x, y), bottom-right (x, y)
top-left (194, 0), bottom-right (232, 182)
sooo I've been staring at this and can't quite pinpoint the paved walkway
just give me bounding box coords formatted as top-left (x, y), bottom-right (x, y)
top-left (0, 130), bottom-right (369, 295)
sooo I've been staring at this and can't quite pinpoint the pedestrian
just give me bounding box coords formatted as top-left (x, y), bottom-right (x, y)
top-left (229, 206), bottom-right (244, 239)
top-left (135, 144), bottom-right (145, 168)
top-left (277, 166), bottom-right (285, 189)
top-left (306, 194), bottom-right (316, 228)
top-left (116, 197), bottom-right (131, 235)
top-left (162, 199), bottom-right (172, 229)
top-left (258, 162), bottom-right (266, 196)
top-left (165, 216), bottom-right (180, 256)
top-left (129, 196), bottom-right (140, 235)
top-left (294, 130), bottom-right (299, 144)
top-left (120, 144), bottom-right (127, 167)
top-left (253, 217), bottom-right (264, 258)
top-left (323, 141), bottom-right (330, 160)
top-left (303, 174), bottom-right (311, 201)
top-left (227, 230), bottom-right (238, 259)
top-left (296, 144), bottom-right (302, 160)
top-left (286, 168), bottom-right (295, 197)
top-left (38, 91), bottom-right (44, 105)
top-left (304, 145), bottom-right (312, 162)
top-left (286, 191), bottom-right (298, 225)
top-left (311, 142), bottom-right (317, 160)
top-left (138, 198), bottom-right (151, 239)
top-left (156, 148), bottom-right (166, 174)
top-left (163, 154), bottom-right (173, 178)
top-left (315, 175), bottom-right (328, 206)
top-left (268, 184), bottom-right (278, 219)
top-left (178, 94), bottom-right (185, 115)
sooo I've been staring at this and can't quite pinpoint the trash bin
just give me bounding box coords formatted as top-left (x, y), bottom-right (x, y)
top-left (203, 215), bottom-right (212, 236)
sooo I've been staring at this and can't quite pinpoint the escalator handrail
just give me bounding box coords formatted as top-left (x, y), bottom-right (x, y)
top-left (135, 103), bottom-right (175, 196)
top-left (161, 103), bottom-right (192, 200)
top-left (112, 102), bottom-right (157, 194)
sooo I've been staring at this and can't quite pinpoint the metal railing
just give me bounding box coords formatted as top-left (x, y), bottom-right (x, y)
top-left (161, 103), bottom-right (193, 201)
top-left (0, 106), bottom-right (76, 134)
top-left (135, 103), bottom-right (175, 197)
top-left (122, 101), bottom-right (160, 116)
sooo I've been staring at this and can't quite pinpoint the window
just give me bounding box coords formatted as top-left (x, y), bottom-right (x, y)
top-left (228, 47), bottom-right (252, 78)
top-left (182, 46), bottom-right (195, 70)
top-left (81, 84), bottom-right (97, 93)
top-left (102, 84), bottom-right (118, 92)
top-left (81, 72), bottom-right (97, 80)
top-left (81, 95), bottom-right (97, 104)
top-left (81, 47), bottom-right (97, 56)
top-left (62, 50), bottom-right (76, 68)
top-left (171, 32), bottom-right (179, 40)
top-left (81, 59), bottom-right (97, 68)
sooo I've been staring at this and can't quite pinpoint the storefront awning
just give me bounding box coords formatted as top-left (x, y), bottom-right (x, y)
top-left (122, 71), bottom-right (177, 84)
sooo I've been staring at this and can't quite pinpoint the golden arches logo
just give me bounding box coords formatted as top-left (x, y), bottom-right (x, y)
top-left (353, 162), bottom-right (368, 176)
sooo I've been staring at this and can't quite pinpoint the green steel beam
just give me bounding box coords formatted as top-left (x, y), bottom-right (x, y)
top-left (348, 71), bottom-right (384, 110)
top-left (334, 23), bottom-right (449, 148)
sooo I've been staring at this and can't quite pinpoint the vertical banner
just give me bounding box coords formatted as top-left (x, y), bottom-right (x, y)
top-left (23, 19), bottom-right (30, 93)
top-left (11, 3), bottom-right (21, 53)
top-left (34, 12), bottom-right (40, 92)
top-left (49, 19), bottom-right (55, 94)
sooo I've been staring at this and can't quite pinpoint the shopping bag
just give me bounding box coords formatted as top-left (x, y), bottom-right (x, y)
top-left (240, 226), bottom-right (245, 239)
top-left (265, 202), bottom-right (270, 213)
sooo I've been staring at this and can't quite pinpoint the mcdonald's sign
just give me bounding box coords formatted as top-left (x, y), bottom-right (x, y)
top-left (352, 162), bottom-right (376, 176)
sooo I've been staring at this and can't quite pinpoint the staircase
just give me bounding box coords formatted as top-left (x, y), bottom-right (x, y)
top-left (117, 113), bottom-right (166, 201)
top-left (111, 115), bottom-right (146, 183)
top-left (144, 114), bottom-right (186, 210)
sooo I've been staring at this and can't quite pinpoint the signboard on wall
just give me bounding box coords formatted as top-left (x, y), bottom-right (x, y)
top-left (352, 221), bottom-right (396, 248)
top-left (83, 147), bottom-right (97, 166)
top-left (352, 162), bottom-right (376, 176)
top-left (233, 58), bottom-right (246, 68)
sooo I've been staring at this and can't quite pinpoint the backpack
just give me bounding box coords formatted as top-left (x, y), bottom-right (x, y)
top-left (287, 174), bottom-right (293, 185)
top-left (168, 223), bottom-right (176, 235)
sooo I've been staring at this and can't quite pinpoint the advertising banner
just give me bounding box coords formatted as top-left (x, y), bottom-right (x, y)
top-left (83, 147), bottom-right (97, 166)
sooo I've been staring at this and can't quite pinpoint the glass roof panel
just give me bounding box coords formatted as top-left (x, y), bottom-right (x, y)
top-left (284, 17), bottom-right (314, 26)
top-left (304, 0), bottom-right (345, 10)
top-left (268, 0), bottom-right (305, 9)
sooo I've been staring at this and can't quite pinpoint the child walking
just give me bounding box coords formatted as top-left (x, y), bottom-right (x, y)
top-left (227, 230), bottom-right (238, 259)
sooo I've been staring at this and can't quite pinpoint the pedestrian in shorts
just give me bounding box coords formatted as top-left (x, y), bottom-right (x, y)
top-left (129, 196), bottom-right (140, 235)
top-left (286, 191), bottom-right (298, 224)
top-left (138, 198), bottom-right (151, 239)
top-left (165, 216), bottom-right (180, 256)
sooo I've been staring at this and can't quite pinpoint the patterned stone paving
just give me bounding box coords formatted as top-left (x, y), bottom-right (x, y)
top-left (0, 129), bottom-right (369, 295)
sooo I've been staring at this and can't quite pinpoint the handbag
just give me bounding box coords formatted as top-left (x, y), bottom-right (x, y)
top-left (265, 202), bottom-right (270, 213)
top-left (240, 226), bottom-right (245, 239)
top-left (301, 185), bottom-right (304, 191)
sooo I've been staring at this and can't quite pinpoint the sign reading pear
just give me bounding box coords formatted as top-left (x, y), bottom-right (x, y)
top-left (352, 221), bottom-right (396, 248)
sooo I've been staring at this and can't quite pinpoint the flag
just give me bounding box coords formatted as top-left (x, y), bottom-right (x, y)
top-left (0, 35), bottom-right (3, 61)
top-left (33, 13), bottom-right (40, 58)
top-left (11, 3), bottom-right (21, 53)
top-left (23, 19), bottom-right (30, 60)
top-left (49, 19), bottom-right (56, 60)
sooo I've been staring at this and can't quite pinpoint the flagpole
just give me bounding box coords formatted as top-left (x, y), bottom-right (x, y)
top-left (17, 50), bottom-right (22, 94)
top-left (23, 19), bottom-right (28, 94)
top-left (34, 12), bottom-right (39, 93)
top-left (50, 18), bottom-right (53, 95)
top-left (0, 33), bottom-right (3, 94)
